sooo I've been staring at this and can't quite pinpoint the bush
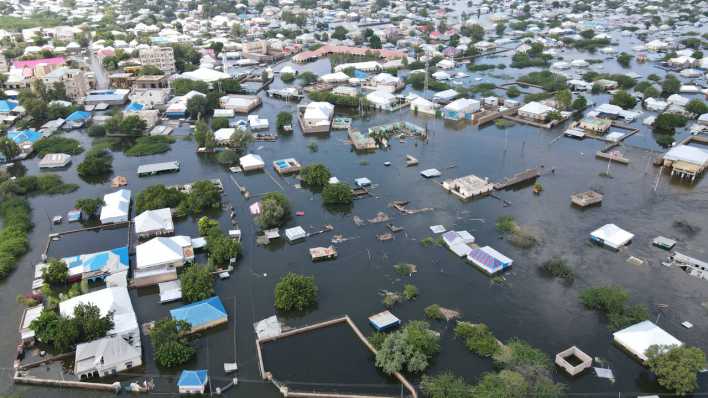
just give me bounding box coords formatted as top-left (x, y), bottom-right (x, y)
top-left (322, 183), bottom-right (353, 205)
top-left (32, 136), bottom-right (83, 157)
top-left (180, 265), bottom-right (214, 303)
top-left (496, 216), bottom-right (516, 232)
top-left (274, 273), bottom-right (318, 312)
top-left (255, 192), bottom-right (290, 229)
top-left (75, 197), bottom-right (104, 217)
top-left (493, 338), bottom-right (551, 371)
top-left (280, 72), bottom-right (296, 83)
top-left (216, 149), bottom-right (240, 165)
top-left (206, 228), bottom-right (240, 268)
top-left (610, 90), bottom-right (637, 110)
top-left (276, 112), bottom-right (293, 132)
top-left (87, 124), bottom-right (106, 137)
top-left (685, 99), bottom-right (708, 115)
top-left (403, 284), bottom-right (418, 300)
top-left (77, 149), bottom-right (113, 179)
top-left (300, 164), bottom-right (332, 187)
top-left (424, 304), bottom-right (445, 320)
top-left (421, 372), bottom-right (474, 398)
top-left (506, 86), bottom-right (521, 98)
top-left (211, 117), bottom-right (230, 130)
top-left (136, 184), bottom-right (187, 213)
top-left (579, 286), bottom-right (649, 330)
top-left (517, 70), bottom-right (567, 92)
top-left (455, 322), bottom-right (499, 357)
top-left (125, 136), bottom-right (175, 156)
top-left (42, 258), bottom-right (68, 285)
top-left (653, 112), bottom-right (687, 136)
top-left (541, 257), bottom-right (574, 282)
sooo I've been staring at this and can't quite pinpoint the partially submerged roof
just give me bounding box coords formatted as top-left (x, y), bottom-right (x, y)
top-left (170, 296), bottom-right (227, 329)
top-left (613, 320), bottom-right (682, 361)
top-left (177, 370), bottom-right (209, 387)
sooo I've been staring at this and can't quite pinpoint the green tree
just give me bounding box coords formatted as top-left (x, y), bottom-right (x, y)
top-left (0, 138), bottom-right (20, 161)
top-left (653, 113), bottom-right (688, 136)
top-left (219, 78), bottom-right (242, 94)
top-left (610, 90), bottom-right (637, 109)
top-left (554, 89), bottom-right (572, 110)
top-left (616, 52), bottom-right (632, 68)
top-left (506, 86), bottom-right (521, 98)
top-left (322, 183), bottom-right (353, 205)
top-left (32, 136), bottom-right (83, 157)
top-left (403, 284), bottom-right (418, 300)
top-left (495, 22), bottom-right (506, 36)
top-left (332, 26), bottom-right (348, 40)
top-left (228, 130), bottom-right (254, 154)
top-left (177, 180), bottom-right (221, 214)
top-left (375, 320), bottom-right (440, 374)
top-left (466, 23), bottom-right (485, 42)
top-left (274, 273), bottom-right (318, 312)
top-left (369, 34), bottom-right (382, 49)
top-left (186, 95), bottom-right (209, 119)
top-left (75, 197), bottom-right (104, 217)
top-left (198, 216), bottom-right (220, 236)
top-left (280, 72), bottom-right (295, 83)
top-left (87, 124), bottom-right (106, 137)
top-left (193, 120), bottom-right (210, 147)
top-left (454, 322), bottom-right (499, 357)
top-left (139, 64), bottom-right (164, 75)
top-left (149, 319), bottom-right (195, 368)
top-left (571, 96), bottom-right (587, 111)
top-left (298, 71), bottom-right (318, 86)
top-left (212, 117), bottom-right (229, 130)
top-left (473, 370), bottom-right (528, 398)
top-left (72, 303), bottom-right (114, 342)
top-left (421, 372), bottom-right (474, 398)
top-left (135, 185), bottom-right (186, 213)
top-left (276, 112), bottom-right (293, 131)
top-left (646, 345), bottom-right (706, 395)
top-left (206, 229), bottom-right (240, 267)
top-left (180, 265), bottom-right (214, 303)
top-left (255, 192), bottom-right (290, 228)
top-left (661, 75), bottom-right (681, 97)
top-left (300, 164), bottom-right (331, 187)
top-left (685, 99), bottom-right (708, 115)
top-left (42, 258), bottom-right (68, 285)
top-left (77, 149), bottom-right (113, 179)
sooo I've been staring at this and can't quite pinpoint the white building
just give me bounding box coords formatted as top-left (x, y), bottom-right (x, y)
top-left (613, 320), bottom-right (682, 362)
top-left (590, 223), bottom-right (634, 250)
top-left (239, 153), bottom-right (265, 171)
top-left (366, 90), bottom-right (398, 110)
top-left (134, 236), bottom-right (195, 287)
top-left (410, 96), bottom-right (439, 115)
top-left (100, 189), bottom-right (131, 224)
top-left (139, 46), bottom-right (176, 74)
top-left (134, 208), bottom-right (174, 238)
top-left (301, 101), bottom-right (334, 133)
top-left (518, 101), bottom-right (555, 121)
top-left (75, 335), bottom-right (142, 379)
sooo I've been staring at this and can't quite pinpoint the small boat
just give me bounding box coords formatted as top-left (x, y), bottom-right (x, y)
top-left (52, 216), bottom-right (63, 224)
top-left (296, 211), bottom-right (305, 216)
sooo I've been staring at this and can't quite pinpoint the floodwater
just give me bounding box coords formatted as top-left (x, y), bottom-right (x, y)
top-left (2, 43), bottom-right (708, 397)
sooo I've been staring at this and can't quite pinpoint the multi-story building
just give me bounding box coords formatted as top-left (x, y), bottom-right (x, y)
top-left (138, 46), bottom-right (176, 74)
top-left (42, 67), bottom-right (90, 100)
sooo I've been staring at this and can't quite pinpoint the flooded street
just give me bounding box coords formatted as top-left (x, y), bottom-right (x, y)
top-left (2, 52), bottom-right (708, 397)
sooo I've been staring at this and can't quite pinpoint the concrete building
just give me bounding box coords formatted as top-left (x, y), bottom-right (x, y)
top-left (75, 335), bottom-right (142, 379)
top-left (442, 175), bottom-right (494, 200)
top-left (139, 46), bottom-right (177, 74)
top-left (42, 67), bottom-right (90, 100)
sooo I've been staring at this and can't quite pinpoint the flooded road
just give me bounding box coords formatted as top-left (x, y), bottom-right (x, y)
top-left (1, 52), bottom-right (707, 397)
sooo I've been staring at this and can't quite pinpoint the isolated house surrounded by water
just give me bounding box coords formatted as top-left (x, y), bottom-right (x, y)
top-left (466, 246), bottom-right (513, 275)
top-left (134, 236), bottom-right (194, 287)
top-left (613, 320), bottom-right (682, 362)
top-left (100, 189), bottom-right (131, 224)
top-left (443, 98), bottom-right (481, 121)
top-left (177, 370), bottom-right (209, 394)
top-left (170, 296), bottom-right (228, 333)
top-left (300, 101), bottom-right (334, 133)
top-left (590, 224), bottom-right (634, 250)
top-left (134, 208), bottom-right (174, 239)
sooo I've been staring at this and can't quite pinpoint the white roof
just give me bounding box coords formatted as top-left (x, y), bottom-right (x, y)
top-left (519, 101), bottom-right (554, 115)
top-left (285, 226), bottom-right (307, 241)
top-left (304, 101), bottom-right (334, 121)
top-left (75, 335), bottom-right (141, 375)
top-left (180, 67), bottom-right (230, 83)
top-left (411, 96), bottom-right (437, 109)
top-left (136, 236), bottom-right (192, 269)
top-left (369, 310), bottom-right (400, 329)
top-left (664, 145), bottom-right (708, 166)
top-left (240, 153), bottom-right (265, 168)
top-left (38, 153), bottom-right (71, 168)
top-left (214, 128), bottom-right (236, 141)
top-left (60, 287), bottom-right (138, 338)
top-left (100, 189), bottom-right (131, 223)
top-left (613, 320), bottom-right (682, 361)
top-left (444, 98), bottom-right (480, 112)
top-left (254, 315), bottom-right (282, 340)
top-left (134, 208), bottom-right (173, 234)
top-left (590, 224), bottom-right (634, 249)
top-left (366, 90), bottom-right (396, 106)
top-left (158, 280), bottom-right (182, 303)
top-left (320, 71), bottom-right (350, 83)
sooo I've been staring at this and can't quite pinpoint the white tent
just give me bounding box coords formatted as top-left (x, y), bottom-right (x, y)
top-left (613, 320), bottom-right (682, 361)
top-left (100, 189), bottom-right (131, 224)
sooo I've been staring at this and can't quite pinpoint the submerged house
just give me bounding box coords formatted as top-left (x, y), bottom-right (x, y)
top-left (178, 370), bottom-right (209, 394)
top-left (442, 174), bottom-right (494, 200)
top-left (63, 110), bottom-right (92, 129)
top-left (613, 320), bottom-right (682, 362)
top-left (590, 224), bottom-right (634, 250)
top-left (75, 335), bottom-right (142, 379)
top-left (466, 246), bottom-right (513, 275)
top-left (100, 189), bottom-right (131, 224)
top-left (410, 96), bottom-right (439, 116)
top-left (134, 208), bottom-right (174, 238)
top-left (443, 98), bottom-right (481, 121)
top-left (170, 296), bottom-right (228, 333)
top-left (300, 101), bottom-right (334, 133)
top-left (61, 246), bottom-right (130, 283)
top-left (662, 144), bottom-right (708, 183)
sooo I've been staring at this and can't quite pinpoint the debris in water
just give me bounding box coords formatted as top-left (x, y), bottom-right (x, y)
top-left (368, 212), bottom-right (390, 224)
top-left (353, 216), bottom-right (365, 226)
top-left (377, 233), bottom-right (394, 241)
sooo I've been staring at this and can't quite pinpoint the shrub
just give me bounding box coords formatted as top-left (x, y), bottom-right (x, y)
top-left (149, 319), bottom-right (195, 368)
top-left (77, 149), bottom-right (112, 179)
top-left (255, 192), bottom-right (290, 229)
top-left (646, 345), bottom-right (706, 395)
top-left (32, 136), bottom-right (83, 157)
top-left (180, 265), bottom-right (214, 303)
top-left (274, 273), bottom-right (318, 312)
top-left (375, 321), bottom-right (440, 374)
top-left (403, 284), bottom-right (418, 300)
top-left (322, 183), bottom-right (353, 205)
top-left (424, 304), bottom-right (445, 320)
top-left (300, 163), bottom-right (332, 187)
top-left (579, 285), bottom-right (649, 330)
top-left (421, 372), bottom-right (474, 398)
top-left (541, 257), bottom-right (575, 282)
top-left (125, 136), bottom-right (175, 156)
top-left (42, 258), bottom-right (68, 285)
top-left (454, 322), bottom-right (499, 357)
top-left (496, 216), bottom-right (516, 232)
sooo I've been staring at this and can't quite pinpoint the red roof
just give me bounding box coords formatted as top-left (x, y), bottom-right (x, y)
top-left (12, 56), bottom-right (65, 69)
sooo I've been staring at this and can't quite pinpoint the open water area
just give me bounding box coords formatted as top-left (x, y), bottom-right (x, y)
top-left (2, 49), bottom-right (708, 397)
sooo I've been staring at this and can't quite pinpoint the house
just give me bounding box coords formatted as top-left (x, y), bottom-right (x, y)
top-left (220, 95), bottom-right (262, 113)
top-left (432, 89), bottom-right (460, 104)
top-left (75, 335), bottom-right (142, 379)
top-left (613, 320), bottom-right (682, 362)
top-left (443, 98), bottom-right (481, 121)
top-left (180, 67), bottom-right (230, 83)
top-left (436, 59), bottom-right (455, 69)
top-left (466, 246), bottom-right (513, 274)
top-left (134, 236), bottom-right (194, 287)
top-left (579, 116), bottom-right (612, 133)
top-left (285, 226), bottom-right (307, 242)
top-left (662, 144), bottom-right (708, 182)
top-left (19, 305), bottom-right (44, 345)
top-left (178, 370), bottom-right (209, 394)
top-left (300, 101), bottom-right (334, 133)
top-left (134, 208), bottom-right (174, 238)
top-left (273, 158), bottom-right (301, 175)
top-left (410, 96), bottom-right (439, 115)
top-left (38, 153), bottom-right (71, 168)
top-left (240, 153), bottom-right (265, 171)
top-left (365, 73), bottom-right (404, 93)
top-left (60, 286), bottom-right (140, 345)
top-left (84, 89), bottom-right (130, 106)
top-left (170, 296), bottom-right (228, 333)
top-left (63, 110), bottom-right (92, 129)
top-left (248, 114), bottom-right (269, 130)
top-left (517, 101), bottom-right (555, 121)
top-left (214, 128), bottom-right (236, 144)
top-left (366, 90), bottom-right (398, 111)
top-left (319, 71), bottom-right (350, 83)
top-left (61, 246), bottom-right (130, 283)
top-left (441, 230), bottom-right (475, 257)
top-left (100, 189), bottom-right (131, 224)
top-left (369, 310), bottom-right (401, 331)
top-left (590, 224), bottom-right (634, 250)
top-left (645, 98), bottom-right (668, 112)
top-left (348, 129), bottom-right (377, 150)
top-left (442, 175), bottom-right (493, 199)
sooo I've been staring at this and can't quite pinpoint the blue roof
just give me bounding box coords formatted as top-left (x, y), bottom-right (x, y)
top-left (8, 130), bottom-right (42, 144)
top-left (177, 370), bottom-right (208, 387)
top-left (170, 296), bottom-right (227, 327)
top-left (124, 102), bottom-right (144, 113)
top-left (62, 246), bottom-right (129, 274)
top-left (65, 110), bottom-right (91, 122)
top-left (353, 70), bottom-right (368, 79)
top-left (0, 100), bottom-right (18, 113)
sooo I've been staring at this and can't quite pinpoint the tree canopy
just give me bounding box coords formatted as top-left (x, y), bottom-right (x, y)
top-left (646, 345), bottom-right (706, 395)
top-left (300, 164), bottom-right (332, 187)
top-left (256, 192), bottom-right (291, 229)
top-left (274, 272), bottom-right (318, 312)
top-left (375, 320), bottom-right (440, 374)
top-left (42, 258), bottom-right (68, 285)
top-left (149, 319), bottom-right (195, 368)
top-left (180, 264), bottom-right (214, 303)
top-left (322, 183), bottom-right (353, 205)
